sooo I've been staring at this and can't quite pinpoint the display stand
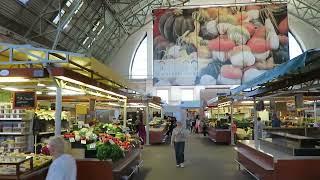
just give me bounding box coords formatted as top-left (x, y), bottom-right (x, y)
top-left (149, 124), bottom-right (167, 144)
top-left (235, 140), bottom-right (320, 180)
top-left (76, 148), bottom-right (142, 180)
top-left (0, 156), bottom-right (51, 180)
top-left (207, 127), bottom-right (231, 144)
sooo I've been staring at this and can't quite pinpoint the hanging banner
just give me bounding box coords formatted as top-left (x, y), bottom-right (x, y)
top-left (153, 3), bottom-right (289, 86)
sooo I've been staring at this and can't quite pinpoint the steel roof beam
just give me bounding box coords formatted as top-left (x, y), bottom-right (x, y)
top-left (103, 0), bottom-right (129, 34)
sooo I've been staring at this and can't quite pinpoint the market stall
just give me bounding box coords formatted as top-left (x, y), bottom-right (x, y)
top-left (149, 117), bottom-right (167, 144)
top-left (231, 49), bottom-right (320, 180)
top-left (0, 43), bottom-right (144, 179)
top-left (126, 97), bottom-right (164, 145)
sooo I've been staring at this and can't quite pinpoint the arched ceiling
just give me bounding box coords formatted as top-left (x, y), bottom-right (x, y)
top-left (0, 0), bottom-right (319, 64)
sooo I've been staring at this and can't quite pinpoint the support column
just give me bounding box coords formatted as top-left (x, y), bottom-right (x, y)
top-left (145, 103), bottom-right (150, 145)
top-left (55, 84), bottom-right (62, 136)
top-left (123, 98), bottom-right (127, 127)
top-left (218, 105), bottom-right (220, 120)
top-left (314, 100), bottom-right (317, 121)
top-left (230, 100), bottom-right (235, 145)
top-left (89, 99), bottom-right (95, 121)
top-left (253, 97), bottom-right (258, 141)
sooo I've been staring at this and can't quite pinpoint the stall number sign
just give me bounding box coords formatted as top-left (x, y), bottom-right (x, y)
top-left (13, 92), bottom-right (36, 109)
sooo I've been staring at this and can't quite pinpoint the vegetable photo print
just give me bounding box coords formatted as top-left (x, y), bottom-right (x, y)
top-left (152, 3), bottom-right (289, 86)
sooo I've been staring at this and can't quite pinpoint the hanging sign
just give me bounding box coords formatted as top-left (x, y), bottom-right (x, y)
top-left (76, 104), bottom-right (88, 115)
top-left (13, 92), bottom-right (36, 109)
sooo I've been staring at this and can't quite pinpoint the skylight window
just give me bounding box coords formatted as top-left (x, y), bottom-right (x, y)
top-left (92, 21), bottom-right (101, 32)
top-left (97, 26), bottom-right (105, 36)
top-left (53, 9), bottom-right (66, 24)
top-left (17, 0), bottom-right (29, 5)
top-left (63, 17), bottom-right (72, 29)
top-left (82, 37), bottom-right (89, 45)
top-left (74, 1), bottom-right (84, 14)
top-left (66, 0), bottom-right (74, 7)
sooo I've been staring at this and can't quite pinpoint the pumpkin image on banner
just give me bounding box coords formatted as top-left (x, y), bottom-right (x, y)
top-left (158, 9), bottom-right (195, 43)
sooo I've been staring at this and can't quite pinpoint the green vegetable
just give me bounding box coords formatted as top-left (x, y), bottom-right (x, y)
top-left (96, 143), bottom-right (124, 162)
top-left (79, 128), bottom-right (89, 137)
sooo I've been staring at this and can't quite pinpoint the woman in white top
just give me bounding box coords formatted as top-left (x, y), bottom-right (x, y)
top-left (46, 136), bottom-right (77, 180)
top-left (171, 121), bottom-right (188, 168)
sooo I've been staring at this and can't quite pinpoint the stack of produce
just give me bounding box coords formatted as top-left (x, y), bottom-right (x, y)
top-left (149, 117), bottom-right (164, 126)
top-left (64, 122), bottom-right (141, 159)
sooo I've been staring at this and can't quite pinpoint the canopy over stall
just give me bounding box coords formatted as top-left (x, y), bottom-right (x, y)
top-left (231, 49), bottom-right (320, 97)
top-left (0, 43), bottom-right (131, 136)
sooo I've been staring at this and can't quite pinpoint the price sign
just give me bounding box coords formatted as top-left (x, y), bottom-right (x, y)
top-left (89, 143), bottom-right (96, 149)
top-left (69, 138), bottom-right (75, 143)
top-left (84, 124), bottom-right (90, 128)
top-left (81, 139), bottom-right (86, 144)
top-left (14, 149), bottom-right (19, 153)
top-left (13, 92), bottom-right (36, 109)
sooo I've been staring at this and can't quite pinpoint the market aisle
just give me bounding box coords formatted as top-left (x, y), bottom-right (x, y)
top-left (136, 134), bottom-right (253, 180)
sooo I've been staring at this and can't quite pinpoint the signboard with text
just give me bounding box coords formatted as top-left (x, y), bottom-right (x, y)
top-left (13, 92), bottom-right (36, 109)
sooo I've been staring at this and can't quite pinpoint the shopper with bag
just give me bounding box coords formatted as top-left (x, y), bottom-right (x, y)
top-left (171, 121), bottom-right (188, 168)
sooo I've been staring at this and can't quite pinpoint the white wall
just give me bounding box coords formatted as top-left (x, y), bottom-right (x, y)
top-left (288, 15), bottom-right (320, 50)
top-left (109, 23), bottom-right (152, 78)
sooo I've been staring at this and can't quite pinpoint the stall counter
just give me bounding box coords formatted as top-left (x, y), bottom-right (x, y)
top-left (208, 127), bottom-right (231, 144)
top-left (235, 140), bottom-right (320, 180)
top-left (149, 124), bottom-right (167, 144)
top-left (77, 148), bottom-right (142, 180)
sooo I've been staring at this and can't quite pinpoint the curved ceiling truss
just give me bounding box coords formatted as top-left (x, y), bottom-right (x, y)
top-left (0, 0), bottom-right (319, 64)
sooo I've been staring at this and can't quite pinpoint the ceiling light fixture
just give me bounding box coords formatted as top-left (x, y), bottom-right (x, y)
top-left (55, 76), bottom-right (127, 99)
top-left (0, 77), bottom-right (30, 83)
top-left (37, 83), bottom-right (46, 87)
top-left (149, 103), bottom-right (161, 110)
top-left (1, 87), bottom-right (25, 91)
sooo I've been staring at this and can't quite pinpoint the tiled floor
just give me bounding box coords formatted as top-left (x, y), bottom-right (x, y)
top-left (135, 134), bottom-right (254, 180)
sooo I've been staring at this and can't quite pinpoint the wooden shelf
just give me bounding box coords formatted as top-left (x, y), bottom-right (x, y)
top-left (38, 130), bottom-right (67, 135)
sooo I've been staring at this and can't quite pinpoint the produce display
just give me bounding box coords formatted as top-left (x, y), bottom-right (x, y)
top-left (0, 153), bottom-right (51, 175)
top-left (35, 110), bottom-right (71, 121)
top-left (236, 128), bottom-right (253, 140)
top-left (64, 122), bottom-right (141, 162)
top-left (153, 4), bottom-right (289, 86)
top-left (96, 142), bottom-right (123, 162)
top-left (149, 117), bottom-right (164, 126)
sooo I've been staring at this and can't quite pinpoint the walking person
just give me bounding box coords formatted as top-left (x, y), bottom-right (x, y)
top-left (137, 119), bottom-right (146, 147)
top-left (195, 115), bottom-right (201, 134)
top-left (171, 121), bottom-right (188, 168)
top-left (191, 119), bottom-right (196, 133)
top-left (201, 120), bottom-right (208, 136)
top-left (256, 117), bottom-right (265, 139)
top-left (271, 113), bottom-right (281, 128)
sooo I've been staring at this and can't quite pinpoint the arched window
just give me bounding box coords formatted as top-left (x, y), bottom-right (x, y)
top-left (130, 35), bottom-right (148, 79)
top-left (289, 32), bottom-right (303, 59)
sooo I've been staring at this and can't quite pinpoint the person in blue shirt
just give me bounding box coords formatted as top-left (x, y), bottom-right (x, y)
top-left (271, 113), bottom-right (281, 127)
top-left (46, 136), bottom-right (76, 180)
